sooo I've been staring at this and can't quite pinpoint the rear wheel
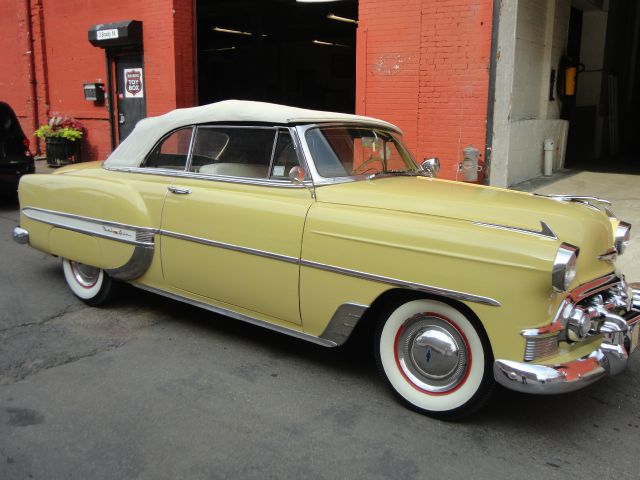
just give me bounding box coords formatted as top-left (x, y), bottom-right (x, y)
top-left (375, 298), bottom-right (494, 420)
top-left (62, 259), bottom-right (117, 306)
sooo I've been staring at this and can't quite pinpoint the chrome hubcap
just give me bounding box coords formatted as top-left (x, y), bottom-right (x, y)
top-left (396, 314), bottom-right (469, 393)
top-left (70, 262), bottom-right (100, 288)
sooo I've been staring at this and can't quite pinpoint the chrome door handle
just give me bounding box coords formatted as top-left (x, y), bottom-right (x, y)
top-left (168, 186), bottom-right (192, 195)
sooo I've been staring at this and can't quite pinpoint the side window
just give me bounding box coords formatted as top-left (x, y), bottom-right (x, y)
top-left (269, 131), bottom-right (301, 179)
top-left (142, 128), bottom-right (192, 170)
top-left (190, 127), bottom-right (275, 179)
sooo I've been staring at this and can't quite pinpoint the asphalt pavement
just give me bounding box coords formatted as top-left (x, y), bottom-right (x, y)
top-left (1, 172), bottom-right (640, 480)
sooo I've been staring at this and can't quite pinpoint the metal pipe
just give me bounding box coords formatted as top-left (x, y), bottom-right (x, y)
top-left (24, 0), bottom-right (40, 154)
top-left (105, 51), bottom-right (116, 151)
top-left (483, 0), bottom-right (501, 185)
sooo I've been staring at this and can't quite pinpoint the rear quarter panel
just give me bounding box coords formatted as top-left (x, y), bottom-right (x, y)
top-left (18, 163), bottom-right (167, 284)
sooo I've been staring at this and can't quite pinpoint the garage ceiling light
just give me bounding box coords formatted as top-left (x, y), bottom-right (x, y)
top-left (213, 27), bottom-right (252, 36)
top-left (312, 39), bottom-right (349, 48)
top-left (327, 14), bottom-right (358, 24)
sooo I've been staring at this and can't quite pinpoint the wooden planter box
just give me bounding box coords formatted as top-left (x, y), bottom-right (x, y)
top-left (45, 137), bottom-right (81, 166)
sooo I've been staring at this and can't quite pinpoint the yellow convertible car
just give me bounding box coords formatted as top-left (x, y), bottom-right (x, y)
top-left (13, 100), bottom-right (640, 419)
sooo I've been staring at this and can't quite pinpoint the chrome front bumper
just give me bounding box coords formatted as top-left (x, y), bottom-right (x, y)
top-left (12, 226), bottom-right (29, 244)
top-left (494, 283), bottom-right (640, 395)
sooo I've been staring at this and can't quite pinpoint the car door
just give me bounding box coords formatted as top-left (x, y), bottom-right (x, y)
top-left (160, 126), bottom-right (313, 325)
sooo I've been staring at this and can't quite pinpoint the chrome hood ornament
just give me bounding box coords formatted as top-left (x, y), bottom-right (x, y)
top-left (473, 220), bottom-right (558, 240)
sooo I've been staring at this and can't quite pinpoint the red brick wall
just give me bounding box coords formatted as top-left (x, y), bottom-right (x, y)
top-left (357, 0), bottom-right (494, 181)
top-left (0, 0), bottom-right (195, 160)
top-left (0, 1), bottom-right (39, 146)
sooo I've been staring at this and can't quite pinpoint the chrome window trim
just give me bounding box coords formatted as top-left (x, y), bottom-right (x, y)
top-left (294, 123), bottom-right (418, 187)
top-left (140, 125), bottom-right (195, 171)
top-left (184, 125), bottom-right (197, 172)
top-left (104, 125), bottom-right (316, 191)
top-left (103, 164), bottom-right (312, 189)
top-left (299, 259), bottom-right (501, 307)
top-left (473, 220), bottom-right (558, 240)
top-left (267, 128), bottom-right (280, 177)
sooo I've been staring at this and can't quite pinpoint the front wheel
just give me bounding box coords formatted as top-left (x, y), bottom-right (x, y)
top-left (375, 298), bottom-right (494, 420)
top-left (62, 259), bottom-right (117, 306)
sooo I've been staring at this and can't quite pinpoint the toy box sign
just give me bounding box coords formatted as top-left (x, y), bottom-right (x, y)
top-left (124, 68), bottom-right (144, 98)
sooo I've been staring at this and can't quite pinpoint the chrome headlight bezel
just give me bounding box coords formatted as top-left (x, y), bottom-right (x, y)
top-left (614, 221), bottom-right (631, 255)
top-left (552, 243), bottom-right (579, 292)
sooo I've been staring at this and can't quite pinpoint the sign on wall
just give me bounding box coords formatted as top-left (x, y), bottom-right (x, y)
top-left (123, 68), bottom-right (144, 98)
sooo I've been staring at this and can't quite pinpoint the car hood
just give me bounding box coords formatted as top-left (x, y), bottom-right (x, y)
top-left (315, 176), bottom-right (616, 281)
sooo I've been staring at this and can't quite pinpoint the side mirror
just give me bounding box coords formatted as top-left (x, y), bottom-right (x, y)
top-left (289, 166), bottom-right (305, 185)
top-left (421, 157), bottom-right (440, 178)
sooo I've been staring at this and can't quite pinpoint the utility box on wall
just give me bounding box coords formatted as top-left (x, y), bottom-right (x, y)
top-left (83, 83), bottom-right (105, 103)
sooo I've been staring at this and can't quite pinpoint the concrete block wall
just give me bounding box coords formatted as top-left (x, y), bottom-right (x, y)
top-left (357, 0), bottom-right (494, 181)
top-left (507, 119), bottom-right (569, 185)
top-left (491, 0), bottom-right (572, 186)
top-left (0, 0), bottom-right (195, 160)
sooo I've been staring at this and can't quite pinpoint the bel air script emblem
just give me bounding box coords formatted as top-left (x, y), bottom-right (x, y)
top-left (102, 225), bottom-right (136, 241)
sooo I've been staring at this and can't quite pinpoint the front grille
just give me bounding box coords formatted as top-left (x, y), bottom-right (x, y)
top-left (522, 275), bottom-right (632, 362)
top-left (524, 335), bottom-right (560, 362)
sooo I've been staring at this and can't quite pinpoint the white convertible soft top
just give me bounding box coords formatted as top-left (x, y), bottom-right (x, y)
top-left (105, 100), bottom-right (401, 167)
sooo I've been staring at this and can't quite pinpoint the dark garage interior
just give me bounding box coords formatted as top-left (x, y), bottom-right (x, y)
top-left (196, 0), bottom-right (358, 113)
top-left (565, 0), bottom-right (640, 173)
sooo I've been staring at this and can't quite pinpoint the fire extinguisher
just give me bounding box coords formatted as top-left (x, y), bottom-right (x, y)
top-left (557, 55), bottom-right (585, 99)
top-left (557, 55), bottom-right (585, 119)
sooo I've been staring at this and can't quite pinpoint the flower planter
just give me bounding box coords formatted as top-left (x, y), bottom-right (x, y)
top-left (45, 137), bottom-right (81, 167)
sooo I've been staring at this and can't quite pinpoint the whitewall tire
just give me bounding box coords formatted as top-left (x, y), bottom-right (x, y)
top-left (62, 259), bottom-right (116, 306)
top-left (375, 298), bottom-right (494, 420)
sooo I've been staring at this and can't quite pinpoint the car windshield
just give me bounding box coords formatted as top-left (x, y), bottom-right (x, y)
top-left (305, 126), bottom-right (419, 179)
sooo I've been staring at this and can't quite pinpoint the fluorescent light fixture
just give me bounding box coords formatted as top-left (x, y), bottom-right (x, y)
top-left (202, 47), bottom-right (237, 53)
top-left (213, 27), bottom-right (252, 36)
top-left (312, 39), bottom-right (349, 47)
top-left (327, 13), bottom-right (358, 24)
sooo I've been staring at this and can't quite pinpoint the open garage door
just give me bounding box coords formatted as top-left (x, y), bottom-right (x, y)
top-left (196, 0), bottom-right (357, 113)
top-left (564, 0), bottom-right (640, 173)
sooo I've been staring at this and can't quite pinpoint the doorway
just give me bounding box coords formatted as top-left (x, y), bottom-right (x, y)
top-left (196, 0), bottom-right (358, 113)
top-left (114, 53), bottom-right (147, 143)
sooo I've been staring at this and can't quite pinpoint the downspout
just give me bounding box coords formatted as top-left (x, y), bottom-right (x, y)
top-left (483, 0), bottom-right (501, 185)
top-left (25, 0), bottom-right (40, 154)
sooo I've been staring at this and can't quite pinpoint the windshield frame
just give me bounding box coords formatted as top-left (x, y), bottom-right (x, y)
top-left (294, 123), bottom-right (420, 186)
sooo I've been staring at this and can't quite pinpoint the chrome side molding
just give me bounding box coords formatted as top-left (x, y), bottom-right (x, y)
top-left (300, 259), bottom-right (501, 307)
top-left (22, 207), bottom-right (501, 308)
top-left (22, 207), bottom-right (156, 247)
top-left (21, 207), bottom-right (156, 281)
top-left (133, 283), bottom-right (368, 348)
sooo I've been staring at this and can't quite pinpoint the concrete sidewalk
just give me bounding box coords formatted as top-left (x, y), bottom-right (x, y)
top-left (513, 169), bottom-right (640, 280)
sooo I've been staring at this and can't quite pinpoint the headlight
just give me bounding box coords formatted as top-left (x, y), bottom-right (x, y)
top-left (614, 221), bottom-right (631, 255)
top-left (552, 243), bottom-right (579, 292)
